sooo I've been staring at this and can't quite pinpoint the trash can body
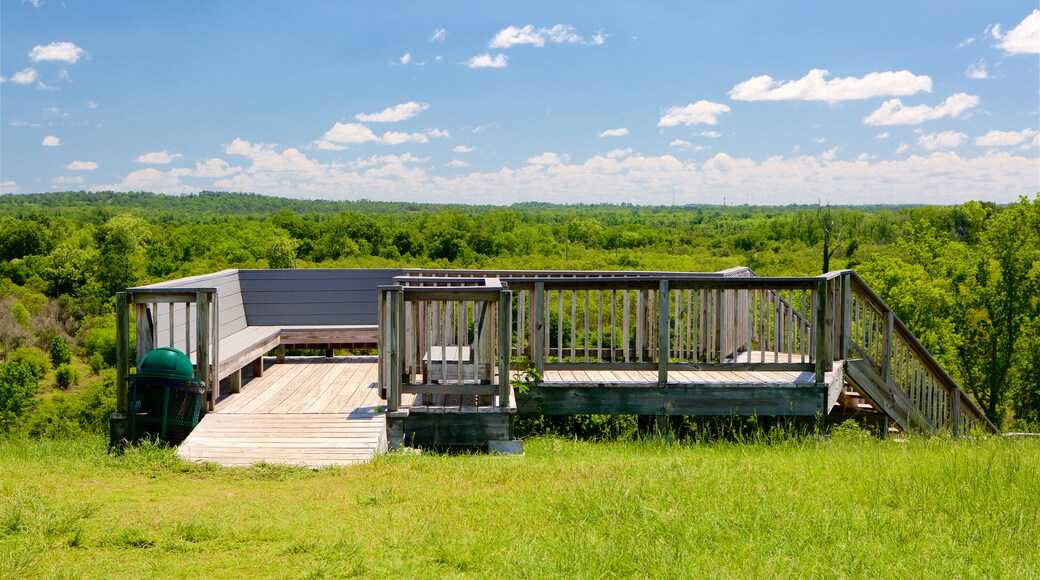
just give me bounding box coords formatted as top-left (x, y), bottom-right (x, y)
top-left (127, 347), bottom-right (205, 445)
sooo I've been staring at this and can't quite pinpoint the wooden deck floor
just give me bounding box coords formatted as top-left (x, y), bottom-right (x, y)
top-left (178, 356), bottom-right (386, 468)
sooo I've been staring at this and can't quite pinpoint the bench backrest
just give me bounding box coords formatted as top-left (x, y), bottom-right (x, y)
top-left (238, 269), bottom-right (403, 326)
top-left (134, 269), bottom-right (247, 354)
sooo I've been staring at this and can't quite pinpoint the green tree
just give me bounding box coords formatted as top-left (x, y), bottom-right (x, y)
top-left (50, 336), bottom-right (72, 367)
top-left (267, 236), bottom-right (299, 269)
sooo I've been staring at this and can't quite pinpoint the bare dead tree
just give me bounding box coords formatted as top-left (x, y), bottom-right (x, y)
top-left (817, 201), bottom-right (849, 274)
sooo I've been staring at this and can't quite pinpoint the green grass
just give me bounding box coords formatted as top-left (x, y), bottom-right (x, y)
top-left (1, 434), bottom-right (1038, 578)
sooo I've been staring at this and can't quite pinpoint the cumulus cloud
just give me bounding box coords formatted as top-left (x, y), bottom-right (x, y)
top-left (169, 158), bottom-right (241, 178)
top-left (2, 180), bottom-right (22, 194)
top-left (527, 152), bottom-right (569, 165)
top-left (86, 100), bottom-right (99, 109)
top-left (729, 69), bottom-right (931, 101)
top-left (67, 160), bottom-right (98, 170)
top-left (42, 135), bottom-right (60, 146)
top-left (350, 153), bottom-right (428, 169)
top-left (29, 42), bottom-right (88, 63)
top-left (309, 122), bottom-right (447, 150)
top-left (863, 93), bottom-right (979, 126)
top-left (430, 28), bottom-right (447, 42)
top-left (992, 9), bottom-right (1040, 55)
top-left (399, 53), bottom-right (412, 65)
top-left (52, 176), bottom-right (84, 185)
top-left (96, 168), bottom-right (198, 195)
top-left (698, 130), bottom-right (721, 138)
top-left (445, 160), bottom-right (469, 168)
top-left (134, 150), bottom-right (181, 164)
top-left (489, 25), bottom-right (604, 48)
top-left (467, 53), bottom-right (508, 68)
top-left (965, 61), bottom-right (989, 80)
top-left (896, 143), bottom-right (909, 154)
top-left (918, 131), bottom-right (967, 151)
top-left (454, 145), bottom-right (475, 153)
top-left (658, 100), bottom-right (731, 127)
top-left (3, 68), bottom-right (38, 85)
top-left (599, 128), bottom-right (629, 137)
top-left (355, 101), bottom-right (430, 122)
top-left (975, 128), bottom-right (1038, 147)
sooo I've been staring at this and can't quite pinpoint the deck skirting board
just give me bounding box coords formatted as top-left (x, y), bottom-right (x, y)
top-left (518, 384), bottom-right (827, 416)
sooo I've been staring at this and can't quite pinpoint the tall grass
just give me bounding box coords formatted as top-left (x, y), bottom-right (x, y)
top-left (1, 433), bottom-right (1037, 577)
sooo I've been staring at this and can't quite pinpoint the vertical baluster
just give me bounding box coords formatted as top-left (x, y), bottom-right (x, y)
top-left (623, 290), bottom-right (630, 363)
top-left (457, 300), bottom-right (465, 384)
top-left (584, 290), bottom-right (590, 363)
top-left (518, 290), bottom-right (526, 358)
top-left (597, 290), bottom-right (603, 363)
top-left (610, 289), bottom-right (616, 362)
top-left (571, 290), bottom-right (577, 362)
top-left (557, 290), bottom-right (564, 361)
top-left (787, 289), bottom-right (794, 363)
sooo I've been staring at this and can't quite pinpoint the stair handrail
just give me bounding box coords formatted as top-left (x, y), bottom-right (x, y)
top-left (840, 270), bottom-right (997, 434)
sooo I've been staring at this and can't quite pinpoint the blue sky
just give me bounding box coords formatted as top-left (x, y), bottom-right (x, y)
top-left (2, 1), bottom-right (1038, 205)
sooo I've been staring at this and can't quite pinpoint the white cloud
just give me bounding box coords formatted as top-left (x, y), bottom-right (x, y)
top-left (29, 42), bottom-right (88, 63)
top-left (445, 160), bottom-right (469, 168)
top-left (98, 168), bottom-right (198, 195)
top-left (896, 143), bottom-right (909, 154)
top-left (669, 139), bottom-right (704, 152)
top-left (658, 100), bottom-right (731, 127)
top-left (430, 28), bottom-right (447, 42)
top-left (1, 180), bottom-right (22, 194)
top-left (957, 36), bottom-right (976, 48)
top-left (975, 128), bottom-right (1038, 147)
top-left (993, 9), bottom-right (1040, 55)
top-left (425, 128), bottom-right (450, 138)
top-left (9, 120), bottom-right (41, 127)
top-left (918, 131), bottom-right (967, 151)
top-left (380, 131), bottom-right (429, 145)
top-left (599, 128), bottom-right (629, 137)
top-left (355, 101), bottom-right (430, 122)
top-left (169, 158), bottom-right (241, 178)
top-left (350, 153), bottom-right (428, 169)
top-left (527, 152), bottom-right (569, 165)
top-left (67, 161), bottom-right (98, 170)
top-left (698, 130), bottom-right (721, 139)
top-left (810, 137), bottom-right (827, 144)
top-left (467, 53), bottom-right (508, 68)
top-left (52, 176), bottom-right (84, 185)
top-left (875, 132), bottom-right (890, 139)
top-left (41, 135), bottom-right (60, 146)
top-left (729, 69), bottom-right (932, 101)
top-left (863, 93), bottom-right (979, 126)
top-left (965, 61), bottom-right (989, 80)
top-left (454, 145), bottom-right (474, 153)
top-left (134, 150), bottom-right (182, 164)
top-left (316, 123), bottom-right (379, 148)
top-left (489, 24), bottom-right (603, 48)
top-left (225, 137), bottom-right (275, 158)
top-left (5, 68), bottom-right (38, 85)
top-left (399, 52), bottom-right (412, 65)
top-left (86, 100), bottom-right (99, 109)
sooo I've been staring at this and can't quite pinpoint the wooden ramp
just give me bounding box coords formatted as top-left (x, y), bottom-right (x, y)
top-left (178, 356), bottom-right (386, 468)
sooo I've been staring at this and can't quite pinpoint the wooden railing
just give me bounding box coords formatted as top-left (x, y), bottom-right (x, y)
top-left (115, 288), bottom-right (220, 416)
top-left (837, 271), bottom-right (996, 434)
top-left (379, 278), bottom-right (511, 412)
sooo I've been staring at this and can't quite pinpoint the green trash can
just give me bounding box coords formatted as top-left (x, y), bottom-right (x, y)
top-left (127, 347), bottom-right (206, 445)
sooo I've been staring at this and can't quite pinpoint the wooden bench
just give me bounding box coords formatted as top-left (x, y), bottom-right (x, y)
top-left (134, 268), bottom-right (402, 406)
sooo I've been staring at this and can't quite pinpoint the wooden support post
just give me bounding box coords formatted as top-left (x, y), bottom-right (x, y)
top-left (658, 280), bottom-right (669, 385)
top-left (325, 346), bottom-right (334, 358)
top-left (841, 273), bottom-right (852, 360)
top-left (196, 291), bottom-right (213, 410)
top-left (251, 357), bottom-right (264, 378)
top-left (950, 390), bottom-right (961, 436)
top-left (230, 370), bottom-right (242, 394)
top-left (814, 280), bottom-right (828, 385)
top-left (276, 345), bottom-right (285, 363)
top-left (115, 292), bottom-right (129, 416)
top-left (135, 303), bottom-right (154, 367)
top-left (498, 290), bottom-right (511, 407)
top-left (880, 310), bottom-right (893, 383)
top-left (533, 282), bottom-right (545, 376)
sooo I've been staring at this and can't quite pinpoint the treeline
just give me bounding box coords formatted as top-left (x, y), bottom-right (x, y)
top-left (0, 191), bottom-right (1037, 434)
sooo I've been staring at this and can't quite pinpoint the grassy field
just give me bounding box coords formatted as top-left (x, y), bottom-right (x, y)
top-left (1, 433), bottom-right (1038, 578)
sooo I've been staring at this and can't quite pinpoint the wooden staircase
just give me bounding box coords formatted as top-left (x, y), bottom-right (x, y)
top-left (821, 271), bottom-right (996, 435)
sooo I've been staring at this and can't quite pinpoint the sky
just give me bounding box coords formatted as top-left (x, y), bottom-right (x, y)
top-left (1, 1), bottom-right (1038, 206)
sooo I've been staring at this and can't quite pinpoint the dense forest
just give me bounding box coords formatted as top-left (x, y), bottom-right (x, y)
top-left (1, 191), bottom-right (1037, 436)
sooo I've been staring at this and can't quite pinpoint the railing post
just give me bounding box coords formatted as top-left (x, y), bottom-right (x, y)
top-left (658, 280), bottom-right (669, 385)
top-left (533, 282), bottom-right (545, 376)
top-left (950, 391), bottom-right (961, 436)
top-left (814, 279), bottom-right (828, 384)
top-left (391, 289), bottom-right (403, 411)
top-left (115, 292), bottom-right (129, 416)
top-left (498, 289), bottom-right (511, 407)
top-left (881, 310), bottom-right (893, 383)
top-left (841, 273), bottom-right (852, 361)
top-left (195, 291), bottom-right (213, 410)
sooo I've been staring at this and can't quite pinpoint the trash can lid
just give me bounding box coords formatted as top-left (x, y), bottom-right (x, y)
top-left (136, 347), bottom-right (196, 380)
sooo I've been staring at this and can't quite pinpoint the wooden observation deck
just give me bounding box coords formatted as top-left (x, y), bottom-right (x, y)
top-left (112, 267), bottom-right (997, 467)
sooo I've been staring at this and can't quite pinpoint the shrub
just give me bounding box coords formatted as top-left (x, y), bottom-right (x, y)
top-left (23, 371), bottom-right (115, 438)
top-left (0, 360), bottom-right (39, 433)
top-left (55, 364), bottom-right (79, 389)
top-left (8, 346), bottom-right (50, 380)
top-left (78, 319), bottom-right (119, 367)
top-left (50, 336), bottom-right (72, 367)
top-left (88, 352), bottom-right (106, 375)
